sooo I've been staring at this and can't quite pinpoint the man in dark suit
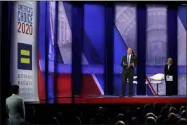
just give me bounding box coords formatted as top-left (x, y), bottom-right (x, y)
top-left (164, 57), bottom-right (174, 96)
top-left (120, 48), bottom-right (137, 97)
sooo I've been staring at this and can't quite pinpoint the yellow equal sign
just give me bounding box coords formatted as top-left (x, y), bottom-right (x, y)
top-left (21, 49), bottom-right (30, 56)
top-left (20, 58), bottom-right (30, 64)
top-left (20, 49), bottom-right (30, 64)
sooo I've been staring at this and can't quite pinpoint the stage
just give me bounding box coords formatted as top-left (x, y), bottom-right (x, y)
top-left (34, 95), bottom-right (187, 104)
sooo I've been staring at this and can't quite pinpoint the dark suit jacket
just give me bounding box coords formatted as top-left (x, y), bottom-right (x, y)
top-left (121, 55), bottom-right (137, 71)
top-left (164, 64), bottom-right (174, 76)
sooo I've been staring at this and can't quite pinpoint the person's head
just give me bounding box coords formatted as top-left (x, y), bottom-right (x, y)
top-left (160, 106), bottom-right (168, 118)
top-left (181, 110), bottom-right (186, 119)
top-left (97, 106), bottom-right (105, 116)
top-left (145, 117), bottom-right (157, 125)
top-left (167, 57), bottom-right (173, 65)
top-left (169, 107), bottom-right (177, 114)
top-left (97, 107), bottom-right (104, 112)
top-left (180, 106), bottom-right (186, 114)
top-left (11, 85), bottom-right (19, 95)
top-left (168, 112), bottom-right (177, 118)
top-left (146, 113), bottom-right (157, 120)
top-left (177, 118), bottom-right (187, 125)
top-left (168, 112), bottom-right (178, 124)
top-left (115, 120), bottom-right (125, 125)
top-left (127, 48), bottom-right (132, 55)
top-left (116, 113), bottom-right (125, 121)
top-left (131, 117), bottom-right (140, 125)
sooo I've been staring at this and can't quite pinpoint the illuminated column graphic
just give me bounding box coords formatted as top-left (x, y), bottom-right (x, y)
top-left (10, 2), bottom-right (39, 102)
top-left (58, 2), bottom-right (72, 64)
top-left (49, 2), bottom-right (55, 60)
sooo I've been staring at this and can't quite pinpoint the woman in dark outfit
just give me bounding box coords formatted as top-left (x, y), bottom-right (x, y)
top-left (164, 58), bottom-right (174, 96)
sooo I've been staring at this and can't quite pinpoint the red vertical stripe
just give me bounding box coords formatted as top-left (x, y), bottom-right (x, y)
top-left (38, 53), bottom-right (46, 101)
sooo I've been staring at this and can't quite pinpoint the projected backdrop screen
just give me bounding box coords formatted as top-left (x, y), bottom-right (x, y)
top-left (40, 3), bottom-right (106, 98)
top-left (81, 4), bottom-right (105, 96)
top-left (177, 4), bottom-right (186, 95)
top-left (145, 4), bottom-right (187, 96)
top-left (113, 4), bottom-right (137, 96)
top-left (146, 5), bottom-right (167, 96)
top-left (38, 1), bottom-right (73, 100)
top-left (13, 2), bottom-right (186, 102)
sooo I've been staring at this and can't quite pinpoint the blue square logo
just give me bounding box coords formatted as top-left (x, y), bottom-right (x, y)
top-left (18, 43), bottom-right (32, 70)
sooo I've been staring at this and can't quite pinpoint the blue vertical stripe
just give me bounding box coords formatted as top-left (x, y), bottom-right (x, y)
top-left (46, 2), bottom-right (54, 99)
top-left (136, 4), bottom-right (147, 95)
top-left (104, 3), bottom-right (114, 95)
top-left (72, 4), bottom-right (83, 96)
top-left (167, 5), bottom-right (178, 95)
top-left (54, 1), bottom-right (59, 102)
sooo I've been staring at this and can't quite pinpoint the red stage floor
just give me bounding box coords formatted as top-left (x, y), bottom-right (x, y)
top-left (35, 96), bottom-right (187, 104)
top-left (75, 96), bottom-right (187, 104)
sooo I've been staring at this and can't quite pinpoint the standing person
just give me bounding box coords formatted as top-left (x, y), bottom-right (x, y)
top-left (120, 48), bottom-right (137, 97)
top-left (6, 85), bottom-right (25, 125)
top-left (164, 57), bottom-right (174, 96)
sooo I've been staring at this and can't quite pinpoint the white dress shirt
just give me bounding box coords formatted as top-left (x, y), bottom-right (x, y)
top-left (127, 54), bottom-right (131, 66)
top-left (168, 65), bottom-right (170, 70)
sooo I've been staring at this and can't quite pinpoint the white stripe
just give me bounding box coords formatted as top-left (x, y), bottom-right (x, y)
top-left (177, 14), bottom-right (187, 65)
top-left (146, 79), bottom-right (156, 95)
top-left (81, 54), bottom-right (104, 95)
top-left (91, 75), bottom-right (104, 95)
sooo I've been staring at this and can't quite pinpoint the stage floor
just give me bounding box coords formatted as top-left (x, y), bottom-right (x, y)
top-left (34, 95), bottom-right (187, 104)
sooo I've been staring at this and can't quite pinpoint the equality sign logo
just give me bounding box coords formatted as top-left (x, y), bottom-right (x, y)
top-left (18, 43), bottom-right (32, 70)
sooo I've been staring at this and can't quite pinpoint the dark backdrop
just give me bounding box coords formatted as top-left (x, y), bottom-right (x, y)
top-left (0, 1), bottom-right (12, 123)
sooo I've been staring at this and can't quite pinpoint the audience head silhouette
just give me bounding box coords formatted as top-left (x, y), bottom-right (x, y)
top-left (181, 110), bottom-right (186, 119)
top-left (146, 112), bottom-right (157, 120)
top-left (11, 85), bottom-right (19, 95)
top-left (145, 117), bottom-right (157, 125)
top-left (4, 102), bottom-right (186, 125)
top-left (115, 120), bottom-right (125, 125)
top-left (177, 118), bottom-right (187, 125)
